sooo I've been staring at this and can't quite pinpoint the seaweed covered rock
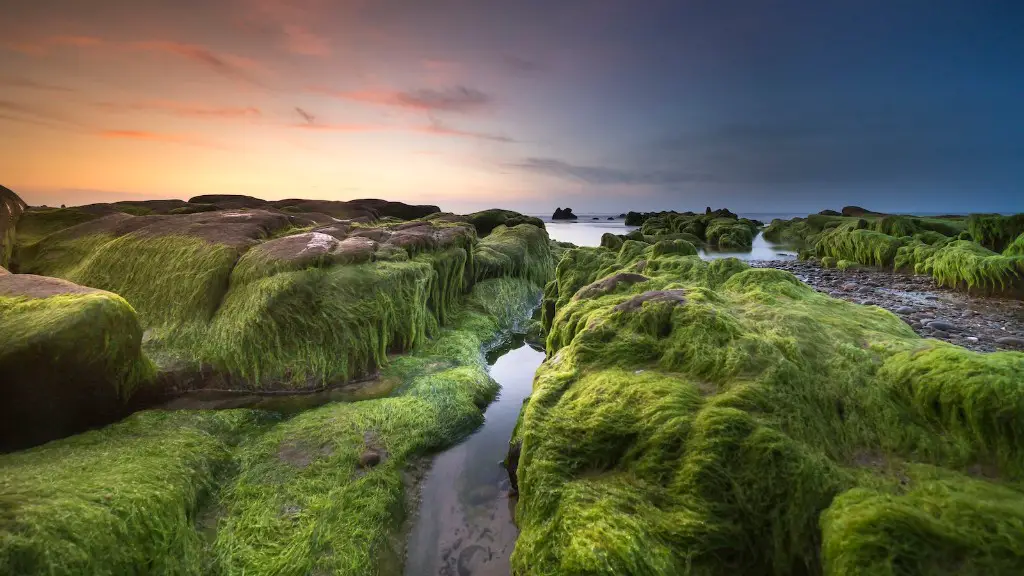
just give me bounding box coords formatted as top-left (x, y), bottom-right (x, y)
top-left (815, 227), bottom-right (904, 267)
top-left (967, 213), bottom-right (1024, 252)
top-left (635, 210), bottom-right (759, 250)
top-left (425, 209), bottom-right (545, 237)
top-left (11, 207), bottom-right (552, 394)
top-left (474, 224), bottom-right (554, 286)
top-left (511, 243), bottom-right (1024, 575)
top-left (0, 410), bottom-right (268, 573)
top-left (0, 274), bottom-right (155, 451)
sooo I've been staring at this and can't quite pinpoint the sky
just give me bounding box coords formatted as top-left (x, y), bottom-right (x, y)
top-left (2, 0), bottom-right (1022, 214)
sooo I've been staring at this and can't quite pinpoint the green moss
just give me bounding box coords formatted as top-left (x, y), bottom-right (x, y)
top-left (213, 277), bottom-right (540, 575)
top-left (0, 290), bottom-right (156, 450)
top-left (512, 243), bottom-right (1024, 575)
top-left (816, 228), bottom-right (904, 268)
top-left (821, 256), bottom-right (837, 268)
top-left (919, 240), bottom-right (1024, 294)
top-left (822, 465), bottom-right (1024, 575)
top-left (966, 214), bottom-right (1024, 252)
top-left (1004, 233), bottom-right (1024, 257)
top-left (0, 410), bottom-right (270, 575)
top-left (872, 215), bottom-right (918, 237)
top-left (473, 224), bottom-right (554, 287)
top-left (462, 209), bottom-right (545, 236)
top-left (600, 232), bottom-right (623, 251)
top-left (13, 208), bottom-right (100, 249)
top-left (200, 257), bottom-right (446, 388)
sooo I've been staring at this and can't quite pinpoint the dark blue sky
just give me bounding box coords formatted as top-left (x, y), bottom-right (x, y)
top-left (3, 0), bottom-right (1022, 212)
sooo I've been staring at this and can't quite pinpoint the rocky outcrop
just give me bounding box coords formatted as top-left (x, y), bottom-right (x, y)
top-left (551, 207), bottom-right (578, 220)
top-left (514, 240), bottom-right (1024, 575)
top-left (0, 185), bottom-right (27, 268)
top-left (0, 274), bottom-right (154, 451)
top-left (841, 205), bottom-right (885, 217)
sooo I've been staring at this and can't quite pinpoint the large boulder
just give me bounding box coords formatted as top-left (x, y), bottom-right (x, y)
top-left (0, 274), bottom-right (154, 451)
top-left (552, 207), bottom-right (578, 220)
top-left (1, 185), bottom-right (27, 268)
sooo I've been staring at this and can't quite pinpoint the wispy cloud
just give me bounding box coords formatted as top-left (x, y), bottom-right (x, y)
top-left (132, 41), bottom-right (265, 84)
top-left (0, 76), bottom-right (76, 92)
top-left (289, 117), bottom-right (514, 143)
top-left (502, 54), bottom-right (544, 74)
top-left (3, 35), bottom-right (266, 84)
top-left (509, 157), bottom-right (713, 185)
top-left (282, 25), bottom-right (330, 56)
top-left (0, 100), bottom-right (86, 130)
top-left (3, 35), bottom-right (104, 55)
top-left (322, 86), bottom-right (493, 114)
top-left (95, 100), bottom-right (262, 119)
top-left (98, 129), bottom-right (218, 147)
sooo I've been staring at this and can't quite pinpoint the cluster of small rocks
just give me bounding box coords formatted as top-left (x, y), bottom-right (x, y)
top-left (752, 260), bottom-right (1024, 353)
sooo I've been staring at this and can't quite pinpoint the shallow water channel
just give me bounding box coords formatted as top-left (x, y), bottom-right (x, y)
top-left (403, 333), bottom-right (545, 576)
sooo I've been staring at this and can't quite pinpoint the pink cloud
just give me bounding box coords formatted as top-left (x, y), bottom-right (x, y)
top-left (282, 25), bottom-right (331, 56)
top-left (289, 118), bottom-right (513, 142)
top-left (3, 35), bottom-right (266, 84)
top-left (98, 129), bottom-right (217, 147)
top-left (97, 100), bottom-right (262, 119)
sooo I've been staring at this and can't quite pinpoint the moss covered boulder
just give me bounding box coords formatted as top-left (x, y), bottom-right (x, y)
top-left (0, 276), bottom-right (547, 575)
top-left (511, 243), bottom-right (1024, 575)
top-left (0, 274), bottom-right (155, 451)
top-left (10, 206), bottom-right (551, 396)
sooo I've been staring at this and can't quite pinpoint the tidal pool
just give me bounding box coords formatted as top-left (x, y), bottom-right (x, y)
top-left (403, 334), bottom-right (544, 576)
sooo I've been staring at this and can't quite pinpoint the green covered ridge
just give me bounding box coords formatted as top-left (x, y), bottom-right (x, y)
top-left (512, 240), bottom-right (1024, 575)
top-left (8, 203), bottom-right (549, 391)
top-left (0, 276), bottom-right (544, 575)
top-left (618, 208), bottom-right (762, 250)
top-left (1, 190), bottom-right (553, 452)
top-left (764, 211), bottom-right (1024, 296)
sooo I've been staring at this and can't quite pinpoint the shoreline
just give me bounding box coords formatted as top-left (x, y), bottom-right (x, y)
top-left (753, 259), bottom-right (1024, 352)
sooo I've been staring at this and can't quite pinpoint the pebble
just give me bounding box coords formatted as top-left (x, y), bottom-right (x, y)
top-left (927, 320), bottom-right (958, 332)
top-left (996, 337), bottom-right (1024, 348)
top-left (751, 259), bottom-right (1024, 353)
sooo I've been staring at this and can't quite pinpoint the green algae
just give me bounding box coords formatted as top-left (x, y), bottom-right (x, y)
top-left (815, 228), bottom-right (904, 267)
top-left (967, 214), bottom-right (1024, 252)
top-left (0, 276), bottom-right (546, 575)
top-left (0, 290), bottom-right (157, 450)
top-left (1004, 233), bottom-right (1024, 257)
top-left (511, 243), bottom-right (1024, 575)
top-left (12, 213), bottom-right (552, 392)
top-left (212, 277), bottom-right (541, 575)
top-left (12, 207), bottom-right (100, 249)
top-left (0, 410), bottom-right (271, 575)
top-left (636, 212), bottom-right (759, 250)
top-left (473, 223), bottom-right (554, 286)
top-left (919, 241), bottom-right (1024, 294)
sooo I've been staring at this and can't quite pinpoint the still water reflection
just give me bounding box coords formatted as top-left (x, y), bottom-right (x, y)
top-left (403, 335), bottom-right (544, 576)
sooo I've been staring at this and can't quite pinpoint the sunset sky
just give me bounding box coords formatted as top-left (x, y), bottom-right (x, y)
top-left (2, 0), bottom-right (1022, 213)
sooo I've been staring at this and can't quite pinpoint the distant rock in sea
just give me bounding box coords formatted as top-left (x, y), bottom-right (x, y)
top-left (552, 207), bottom-right (578, 220)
